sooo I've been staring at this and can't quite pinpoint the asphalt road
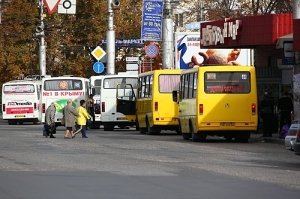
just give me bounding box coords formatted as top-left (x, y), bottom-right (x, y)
top-left (0, 121), bottom-right (299, 199)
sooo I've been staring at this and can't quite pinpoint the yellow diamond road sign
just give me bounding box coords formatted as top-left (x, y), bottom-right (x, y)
top-left (91, 46), bottom-right (106, 61)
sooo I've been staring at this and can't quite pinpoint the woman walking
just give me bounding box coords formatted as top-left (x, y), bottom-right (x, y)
top-left (63, 99), bottom-right (79, 139)
top-left (74, 100), bottom-right (91, 138)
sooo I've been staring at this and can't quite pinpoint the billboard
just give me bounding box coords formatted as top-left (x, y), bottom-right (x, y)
top-left (141, 0), bottom-right (163, 41)
top-left (175, 32), bottom-right (253, 69)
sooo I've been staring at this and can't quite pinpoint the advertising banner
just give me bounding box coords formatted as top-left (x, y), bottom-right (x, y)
top-left (175, 32), bottom-right (253, 69)
top-left (141, 0), bottom-right (163, 41)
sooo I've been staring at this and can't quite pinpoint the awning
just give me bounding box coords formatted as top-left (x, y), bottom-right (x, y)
top-left (276, 33), bottom-right (293, 49)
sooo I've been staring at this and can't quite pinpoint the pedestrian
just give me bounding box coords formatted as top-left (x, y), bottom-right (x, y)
top-left (63, 99), bottom-right (79, 139)
top-left (74, 100), bottom-right (91, 138)
top-left (277, 91), bottom-right (293, 133)
top-left (260, 90), bottom-right (275, 137)
top-left (87, 94), bottom-right (95, 129)
top-left (43, 102), bottom-right (56, 138)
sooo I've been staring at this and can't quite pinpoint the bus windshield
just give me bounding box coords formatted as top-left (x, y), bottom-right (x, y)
top-left (204, 72), bottom-right (250, 94)
top-left (4, 84), bottom-right (35, 94)
top-left (44, 79), bottom-right (83, 91)
top-left (103, 77), bottom-right (138, 89)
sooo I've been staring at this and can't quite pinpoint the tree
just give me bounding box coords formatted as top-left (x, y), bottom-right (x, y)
top-left (0, 0), bottom-right (38, 85)
top-left (0, 0), bottom-right (144, 83)
top-left (202, 0), bottom-right (292, 20)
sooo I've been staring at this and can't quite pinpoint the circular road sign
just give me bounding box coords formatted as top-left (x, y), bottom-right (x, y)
top-left (63, 0), bottom-right (72, 9)
top-left (93, 62), bottom-right (105, 74)
top-left (145, 43), bottom-right (159, 58)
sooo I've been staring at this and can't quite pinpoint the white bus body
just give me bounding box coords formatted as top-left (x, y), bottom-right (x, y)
top-left (2, 79), bottom-right (42, 125)
top-left (90, 73), bottom-right (138, 130)
top-left (41, 76), bottom-right (89, 124)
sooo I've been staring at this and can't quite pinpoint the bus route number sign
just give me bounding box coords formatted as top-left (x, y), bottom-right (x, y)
top-left (145, 43), bottom-right (159, 59)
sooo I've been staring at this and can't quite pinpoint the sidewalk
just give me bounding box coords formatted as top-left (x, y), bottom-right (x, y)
top-left (251, 132), bottom-right (285, 144)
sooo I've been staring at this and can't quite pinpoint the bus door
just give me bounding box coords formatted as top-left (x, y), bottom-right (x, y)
top-left (116, 84), bottom-right (136, 117)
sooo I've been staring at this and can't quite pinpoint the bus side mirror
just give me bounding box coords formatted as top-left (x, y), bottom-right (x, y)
top-left (91, 88), bottom-right (95, 95)
top-left (172, 90), bottom-right (178, 102)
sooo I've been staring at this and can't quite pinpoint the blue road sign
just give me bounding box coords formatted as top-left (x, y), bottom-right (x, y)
top-left (141, 0), bottom-right (163, 41)
top-left (93, 62), bottom-right (105, 74)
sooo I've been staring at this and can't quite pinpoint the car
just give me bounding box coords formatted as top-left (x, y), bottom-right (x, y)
top-left (294, 130), bottom-right (300, 155)
top-left (285, 123), bottom-right (300, 150)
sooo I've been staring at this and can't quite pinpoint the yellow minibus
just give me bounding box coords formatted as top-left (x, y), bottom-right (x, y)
top-left (136, 69), bottom-right (181, 134)
top-left (173, 66), bottom-right (258, 142)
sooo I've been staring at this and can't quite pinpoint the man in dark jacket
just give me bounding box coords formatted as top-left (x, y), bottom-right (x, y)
top-left (260, 91), bottom-right (275, 137)
top-left (44, 102), bottom-right (56, 138)
top-left (277, 91), bottom-right (293, 132)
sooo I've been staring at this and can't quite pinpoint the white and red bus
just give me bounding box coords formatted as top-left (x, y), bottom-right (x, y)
top-left (2, 79), bottom-right (42, 125)
top-left (40, 76), bottom-right (89, 125)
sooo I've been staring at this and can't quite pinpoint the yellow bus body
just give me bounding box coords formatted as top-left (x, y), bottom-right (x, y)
top-left (178, 66), bottom-right (258, 141)
top-left (136, 69), bottom-right (182, 134)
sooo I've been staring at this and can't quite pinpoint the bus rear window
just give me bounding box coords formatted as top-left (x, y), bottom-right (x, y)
top-left (204, 72), bottom-right (250, 94)
top-left (103, 77), bottom-right (138, 89)
top-left (44, 79), bottom-right (83, 91)
top-left (4, 84), bottom-right (35, 93)
top-left (159, 75), bottom-right (180, 93)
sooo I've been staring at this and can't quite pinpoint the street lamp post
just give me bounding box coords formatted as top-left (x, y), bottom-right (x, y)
top-left (36, 0), bottom-right (46, 76)
top-left (106, 0), bottom-right (120, 75)
top-left (162, 0), bottom-right (174, 69)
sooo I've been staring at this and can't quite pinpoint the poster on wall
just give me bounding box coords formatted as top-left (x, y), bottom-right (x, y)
top-left (175, 32), bottom-right (253, 69)
top-left (293, 73), bottom-right (300, 121)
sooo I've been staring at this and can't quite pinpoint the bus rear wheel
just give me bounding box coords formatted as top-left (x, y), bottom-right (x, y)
top-left (192, 133), bottom-right (206, 142)
top-left (104, 125), bottom-right (114, 131)
top-left (146, 119), bottom-right (160, 135)
top-left (8, 120), bottom-right (17, 125)
top-left (182, 133), bottom-right (192, 140)
top-left (235, 132), bottom-right (250, 143)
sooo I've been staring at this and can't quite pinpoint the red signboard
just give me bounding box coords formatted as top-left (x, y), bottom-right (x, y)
top-left (200, 13), bottom-right (293, 48)
top-left (294, 19), bottom-right (300, 51)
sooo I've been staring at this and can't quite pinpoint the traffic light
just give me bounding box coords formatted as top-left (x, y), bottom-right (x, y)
top-left (111, 0), bottom-right (120, 9)
top-left (36, 25), bottom-right (44, 33)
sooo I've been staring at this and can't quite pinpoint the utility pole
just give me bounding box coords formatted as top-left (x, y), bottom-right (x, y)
top-left (36, 0), bottom-right (46, 76)
top-left (162, 0), bottom-right (174, 69)
top-left (106, 0), bottom-right (120, 75)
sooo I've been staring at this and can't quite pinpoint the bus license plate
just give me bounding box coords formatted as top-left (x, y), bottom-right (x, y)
top-left (117, 117), bottom-right (127, 120)
top-left (15, 115), bottom-right (25, 118)
top-left (221, 122), bottom-right (233, 126)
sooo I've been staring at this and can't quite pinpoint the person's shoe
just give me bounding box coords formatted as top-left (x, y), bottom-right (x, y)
top-left (82, 136), bottom-right (88, 138)
top-left (64, 136), bottom-right (71, 139)
top-left (50, 135), bottom-right (56, 138)
top-left (73, 131), bottom-right (80, 136)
